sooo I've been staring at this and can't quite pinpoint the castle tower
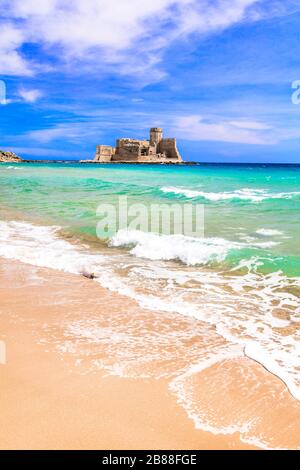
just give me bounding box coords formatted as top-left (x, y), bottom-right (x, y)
top-left (150, 127), bottom-right (163, 146)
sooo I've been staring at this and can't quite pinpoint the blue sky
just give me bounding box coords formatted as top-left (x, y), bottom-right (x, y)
top-left (1, 0), bottom-right (300, 163)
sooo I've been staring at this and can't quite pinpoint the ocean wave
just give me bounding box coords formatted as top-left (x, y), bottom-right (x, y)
top-left (160, 187), bottom-right (205, 199)
top-left (110, 230), bottom-right (241, 265)
top-left (160, 186), bottom-right (300, 203)
top-left (0, 220), bottom-right (106, 276)
top-left (256, 228), bottom-right (284, 237)
top-left (109, 229), bottom-right (279, 265)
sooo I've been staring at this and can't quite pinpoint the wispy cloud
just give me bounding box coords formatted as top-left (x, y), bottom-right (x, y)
top-left (170, 115), bottom-right (276, 145)
top-left (25, 122), bottom-right (105, 144)
top-left (20, 111), bottom-right (277, 146)
top-left (26, 124), bottom-right (85, 144)
top-left (228, 120), bottom-right (271, 130)
top-left (19, 88), bottom-right (43, 103)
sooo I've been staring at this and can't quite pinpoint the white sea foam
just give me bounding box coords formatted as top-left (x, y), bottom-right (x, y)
top-left (109, 229), bottom-right (279, 265)
top-left (161, 186), bottom-right (300, 203)
top-left (170, 351), bottom-right (300, 450)
top-left (0, 220), bottom-right (106, 275)
top-left (161, 187), bottom-right (205, 199)
top-left (244, 341), bottom-right (300, 401)
top-left (109, 229), bottom-right (244, 265)
top-left (256, 228), bottom-right (284, 236)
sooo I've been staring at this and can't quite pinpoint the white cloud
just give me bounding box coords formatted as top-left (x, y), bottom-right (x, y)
top-left (0, 24), bottom-right (32, 75)
top-left (171, 115), bottom-right (276, 145)
top-left (26, 124), bottom-right (82, 143)
top-left (176, 0), bottom-right (259, 36)
top-left (19, 88), bottom-right (43, 103)
top-left (229, 120), bottom-right (272, 130)
top-left (23, 113), bottom-right (277, 146)
top-left (25, 122), bottom-right (104, 143)
top-left (0, 0), bottom-right (288, 79)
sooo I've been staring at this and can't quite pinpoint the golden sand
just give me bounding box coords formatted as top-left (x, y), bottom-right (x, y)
top-left (0, 258), bottom-right (299, 450)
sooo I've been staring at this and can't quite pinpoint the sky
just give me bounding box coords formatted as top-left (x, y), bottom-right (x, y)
top-left (1, 0), bottom-right (300, 163)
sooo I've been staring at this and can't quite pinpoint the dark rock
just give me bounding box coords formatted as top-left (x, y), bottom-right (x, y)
top-left (81, 271), bottom-right (97, 280)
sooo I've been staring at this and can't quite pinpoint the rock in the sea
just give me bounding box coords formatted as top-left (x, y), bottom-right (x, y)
top-left (0, 150), bottom-right (22, 162)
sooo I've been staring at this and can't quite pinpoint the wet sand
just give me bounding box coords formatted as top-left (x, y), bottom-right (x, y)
top-left (0, 258), bottom-right (299, 450)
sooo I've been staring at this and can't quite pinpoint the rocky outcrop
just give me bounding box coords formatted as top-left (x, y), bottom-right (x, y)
top-left (0, 150), bottom-right (22, 162)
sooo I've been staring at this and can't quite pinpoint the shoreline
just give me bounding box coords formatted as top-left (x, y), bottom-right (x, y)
top-left (1, 160), bottom-right (197, 165)
top-left (1, 257), bottom-right (300, 449)
top-left (2, 160), bottom-right (300, 167)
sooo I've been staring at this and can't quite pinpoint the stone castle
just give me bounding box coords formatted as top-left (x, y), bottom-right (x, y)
top-left (94, 128), bottom-right (183, 163)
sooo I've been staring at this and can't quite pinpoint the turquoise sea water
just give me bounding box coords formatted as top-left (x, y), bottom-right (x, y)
top-left (1, 162), bottom-right (299, 275)
top-left (1, 162), bottom-right (300, 440)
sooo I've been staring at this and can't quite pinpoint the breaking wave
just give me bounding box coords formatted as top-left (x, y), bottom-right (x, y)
top-left (109, 229), bottom-right (279, 265)
top-left (160, 186), bottom-right (300, 202)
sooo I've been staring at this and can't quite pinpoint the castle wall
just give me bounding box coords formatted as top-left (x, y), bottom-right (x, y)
top-left (113, 138), bottom-right (150, 161)
top-left (95, 145), bottom-right (115, 162)
top-left (116, 139), bottom-right (150, 150)
top-left (113, 149), bottom-right (140, 161)
top-left (158, 138), bottom-right (182, 161)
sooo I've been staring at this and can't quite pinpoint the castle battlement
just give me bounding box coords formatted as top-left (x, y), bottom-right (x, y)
top-left (94, 128), bottom-right (183, 164)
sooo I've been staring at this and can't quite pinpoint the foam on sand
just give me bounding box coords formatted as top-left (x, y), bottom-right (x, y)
top-left (0, 220), bottom-right (106, 275)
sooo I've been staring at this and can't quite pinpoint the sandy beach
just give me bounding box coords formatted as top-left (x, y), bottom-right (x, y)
top-left (1, 257), bottom-right (300, 450)
top-left (0, 258), bottom-right (257, 450)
